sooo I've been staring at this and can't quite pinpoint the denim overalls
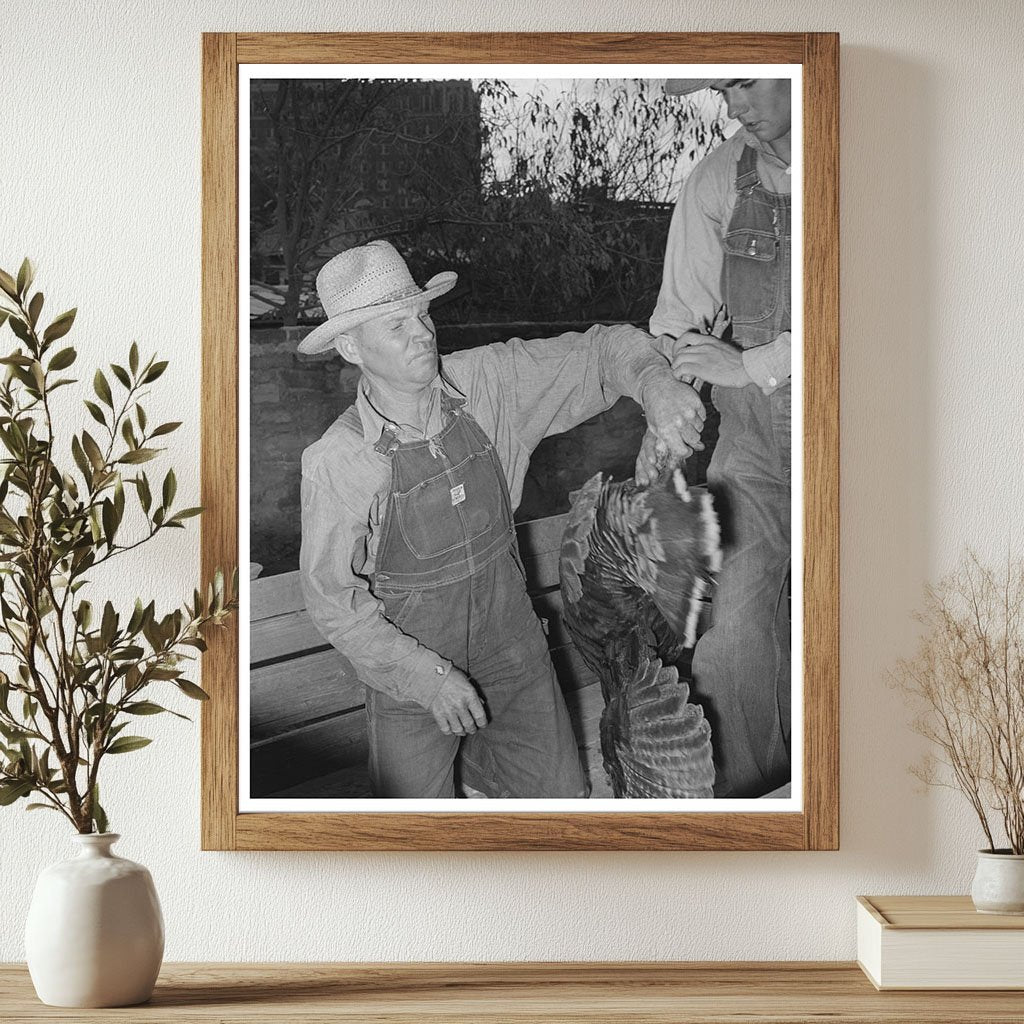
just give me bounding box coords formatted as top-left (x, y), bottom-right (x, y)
top-left (691, 144), bottom-right (792, 797)
top-left (365, 393), bottom-right (586, 799)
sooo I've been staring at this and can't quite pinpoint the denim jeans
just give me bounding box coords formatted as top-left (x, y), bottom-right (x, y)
top-left (367, 549), bottom-right (587, 799)
top-left (368, 400), bottom-right (587, 799)
top-left (692, 142), bottom-right (792, 798)
top-left (691, 386), bottom-right (791, 797)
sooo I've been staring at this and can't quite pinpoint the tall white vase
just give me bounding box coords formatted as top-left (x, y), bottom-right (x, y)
top-left (25, 833), bottom-right (164, 1007)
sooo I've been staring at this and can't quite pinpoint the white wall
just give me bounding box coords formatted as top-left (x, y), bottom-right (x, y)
top-left (2, 0), bottom-right (1022, 962)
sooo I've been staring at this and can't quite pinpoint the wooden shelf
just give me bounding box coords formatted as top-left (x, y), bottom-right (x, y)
top-left (3, 962), bottom-right (1024, 1022)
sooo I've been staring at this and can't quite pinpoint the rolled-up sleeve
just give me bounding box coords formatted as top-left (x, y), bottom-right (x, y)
top-left (454, 323), bottom-right (676, 457)
top-left (742, 332), bottom-right (792, 394)
top-left (299, 464), bottom-right (451, 708)
top-left (650, 149), bottom-right (732, 341)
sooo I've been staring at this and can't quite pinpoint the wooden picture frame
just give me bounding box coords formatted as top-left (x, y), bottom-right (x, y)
top-left (201, 32), bottom-right (839, 851)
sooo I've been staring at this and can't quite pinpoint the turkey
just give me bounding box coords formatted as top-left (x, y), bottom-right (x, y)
top-left (558, 462), bottom-right (721, 799)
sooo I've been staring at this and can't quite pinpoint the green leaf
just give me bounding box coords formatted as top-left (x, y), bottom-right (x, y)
top-left (9, 316), bottom-right (32, 345)
top-left (42, 308), bottom-right (76, 344)
top-left (117, 448), bottom-right (157, 465)
top-left (27, 292), bottom-right (43, 328)
top-left (93, 369), bottom-right (113, 408)
top-left (0, 722), bottom-right (28, 743)
top-left (126, 598), bottom-right (146, 635)
top-left (16, 258), bottom-right (34, 299)
top-left (76, 599), bottom-right (93, 631)
top-left (175, 679), bottom-right (210, 701)
top-left (136, 404), bottom-right (147, 432)
top-left (149, 421), bottom-right (181, 438)
top-left (105, 736), bottom-right (152, 755)
top-left (129, 342), bottom-right (139, 375)
top-left (168, 507), bottom-right (203, 524)
top-left (0, 779), bottom-right (33, 805)
top-left (110, 644), bottom-right (144, 661)
top-left (47, 346), bottom-right (77, 371)
top-left (136, 473), bottom-right (152, 513)
top-left (0, 268), bottom-right (18, 300)
top-left (110, 363), bottom-right (131, 389)
top-left (142, 361), bottom-right (168, 383)
top-left (83, 400), bottom-right (107, 427)
top-left (124, 700), bottom-right (175, 716)
top-left (121, 418), bottom-right (137, 449)
top-left (91, 785), bottom-right (108, 834)
top-left (162, 468), bottom-right (176, 509)
top-left (101, 498), bottom-right (117, 546)
top-left (71, 435), bottom-right (92, 482)
top-left (100, 601), bottom-right (117, 647)
top-left (26, 803), bottom-right (61, 813)
top-left (81, 431), bottom-right (105, 472)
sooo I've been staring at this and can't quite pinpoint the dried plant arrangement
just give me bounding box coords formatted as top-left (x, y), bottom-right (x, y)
top-left (0, 259), bottom-right (236, 834)
top-left (894, 552), bottom-right (1024, 854)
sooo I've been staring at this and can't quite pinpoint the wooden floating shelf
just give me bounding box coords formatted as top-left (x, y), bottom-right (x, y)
top-left (3, 961), bottom-right (1024, 1022)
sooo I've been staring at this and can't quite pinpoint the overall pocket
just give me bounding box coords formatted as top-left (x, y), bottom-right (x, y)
top-left (722, 227), bottom-right (779, 326)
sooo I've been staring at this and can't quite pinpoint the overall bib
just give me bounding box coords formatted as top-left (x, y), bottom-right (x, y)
top-left (692, 144), bottom-right (792, 797)
top-left (366, 393), bottom-right (586, 799)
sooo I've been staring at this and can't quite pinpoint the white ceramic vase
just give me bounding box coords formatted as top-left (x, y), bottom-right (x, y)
top-left (970, 849), bottom-right (1024, 915)
top-left (25, 833), bottom-right (164, 1007)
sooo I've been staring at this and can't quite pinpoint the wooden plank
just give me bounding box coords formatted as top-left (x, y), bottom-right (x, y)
top-left (251, 709), bottom-right (367, 796)
top-left (801, 31), bottom-right (841, 853)
top-left (250, 650), bottom-right (362, 740)
top-left (199, 31), bottom-right (238, 853)
top-left (250, 571), bottom-right (305, 621)
top-left (250, 607), bottom-right (328, 664)
top-left (234, 807), bottom-right (806, 852)
top-left (236, 32), bottom-right (807, 64)
top-left (3, 962), bottom-right (1024, 1023)
top-left (518, 513), bottom-right (569, 592)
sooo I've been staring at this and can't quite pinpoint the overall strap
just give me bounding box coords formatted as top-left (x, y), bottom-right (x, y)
top-left (735, 144), bottom-right (761, 192)
top-left (373, 427), bottom-right (400, 458)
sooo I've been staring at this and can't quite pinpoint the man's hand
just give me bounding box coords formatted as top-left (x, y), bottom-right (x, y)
top-left (428, 668), bottom-right (488, 737)
top-left (635, 428), bottom-right (670, 486)
top-left (671, 337), bottom-right (752, 388)
top-left (640, 377), bottom-right (705, 464)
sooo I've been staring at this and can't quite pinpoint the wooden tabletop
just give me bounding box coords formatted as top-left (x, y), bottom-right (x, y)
top-left (2, 962), bottom-right (1023, 1023)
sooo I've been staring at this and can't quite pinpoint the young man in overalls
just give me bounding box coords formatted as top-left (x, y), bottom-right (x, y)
top-left (299, 240), bottom-right (706, 799)
top-left (646, 78), bottom-right (794, 798)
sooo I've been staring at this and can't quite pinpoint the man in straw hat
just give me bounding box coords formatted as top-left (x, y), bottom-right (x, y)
top-left (299, 239), bottom-right (705, 799)
top-left (644, 78), bottom-right (794, 798)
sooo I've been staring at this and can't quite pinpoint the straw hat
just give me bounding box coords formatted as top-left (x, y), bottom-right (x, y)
top-left (297, 240), bottom-right (457, 355)
top-left (664, 79), bottom-right (718, 96)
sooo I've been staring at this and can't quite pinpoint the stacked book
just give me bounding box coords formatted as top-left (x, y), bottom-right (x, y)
top-left (857, 895), bottom-right (1024, 989)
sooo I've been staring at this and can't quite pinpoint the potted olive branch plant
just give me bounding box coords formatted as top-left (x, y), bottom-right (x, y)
top-left (0, 259), bottom-right (236, 1007)
top-left (894, 551), bottom-right (1024, 914)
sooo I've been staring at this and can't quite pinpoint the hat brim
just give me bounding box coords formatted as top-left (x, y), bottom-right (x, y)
top-left (664, 78), bottom-right (718, 96)
top-left (297, 271), bottom-right (459, 355)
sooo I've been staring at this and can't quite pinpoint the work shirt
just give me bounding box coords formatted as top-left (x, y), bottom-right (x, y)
top-left (300, 323), bottom-right (672, 708)
top-left (650, 128), bottom-right (792, 393)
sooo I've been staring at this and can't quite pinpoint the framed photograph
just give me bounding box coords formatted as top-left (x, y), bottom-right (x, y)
top-left (201, 32), bottom-right (838, 850)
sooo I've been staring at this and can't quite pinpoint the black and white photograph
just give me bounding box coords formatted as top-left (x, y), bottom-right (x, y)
top-left (242, 64), bottom-right (802, 811)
